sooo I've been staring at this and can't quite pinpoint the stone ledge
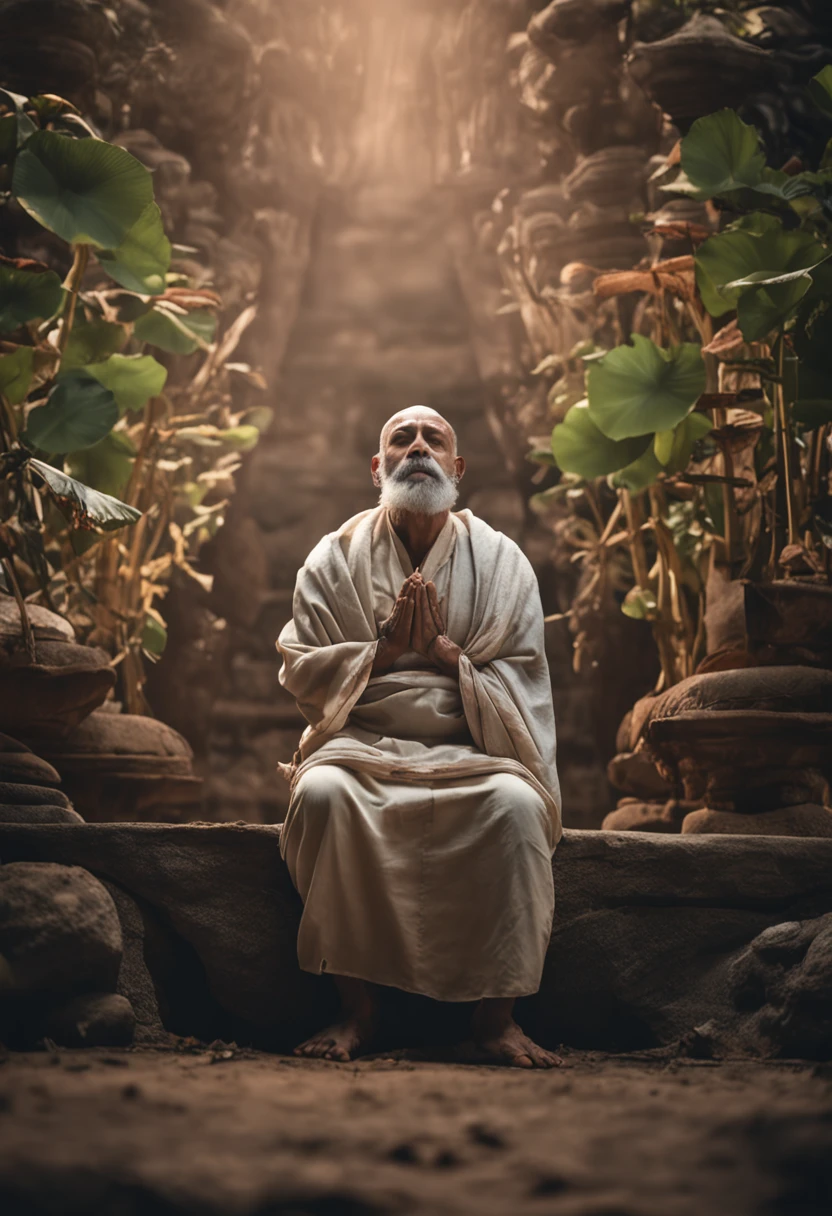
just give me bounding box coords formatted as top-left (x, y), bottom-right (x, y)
top-left (1, 825), bottom-right (831, 1055)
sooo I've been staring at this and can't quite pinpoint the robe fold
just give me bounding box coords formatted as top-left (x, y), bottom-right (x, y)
top-left (276, 506), bottom-right (561, 1002)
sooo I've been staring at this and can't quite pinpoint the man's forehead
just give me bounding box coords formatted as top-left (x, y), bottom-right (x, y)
top-left (382, 408), bottom-right (452, 440)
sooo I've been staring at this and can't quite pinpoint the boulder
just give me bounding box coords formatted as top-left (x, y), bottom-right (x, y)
top-left (39, 992), bottom-right (136, 1048)
top-left (606, 751), bottom-right (671, 799)
top-left (0, 733), bottom-right (61, 787)
top-left (721, 914), bottom-right (832, 1059)
top-left (0, 862), bottom-right (122, 997)
top-left (0, 782), bottom-right (72, 809)
top-left (529, 0), bottom-right (630, 54)
top-left (1, 824), bottom-right (832, 1056)
top-left (682, 805), bottom-right (832, 838)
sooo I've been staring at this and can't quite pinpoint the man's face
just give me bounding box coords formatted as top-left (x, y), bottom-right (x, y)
top-left (371, 411), bottom-right (466, 516)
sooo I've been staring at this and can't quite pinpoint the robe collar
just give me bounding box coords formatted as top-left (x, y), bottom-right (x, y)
top-left (383, 508), bottom-right (458, 582)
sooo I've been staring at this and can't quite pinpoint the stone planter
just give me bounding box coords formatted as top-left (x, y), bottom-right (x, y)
top-left (636, 667), bottom-right (832, 837)
top-left (31, 709), bottom-right (203, 823)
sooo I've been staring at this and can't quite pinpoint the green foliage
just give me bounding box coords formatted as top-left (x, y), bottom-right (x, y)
top-left (97, 203), bottom-right (171, 295)
top-left (134, 306), bottom-right (217, 354)
top-left (679, 109), bottom-right (766, 199)
top-left (551, 403), bottom-right (652, 479)
top-left (66, 431), bottom-right (136, 498)
top-left (586, 335), bottom-right (705, 440)
top-left (61, 318), bottom-right (127, 370)
top-left (0, 346), bottom-right (34, 405)
top-left (29, 457), bottom-right (141, 532)
top-left (12, 130), bottom-right (154, 249)
top-left (26, 371), bottom-right (119, 453)
top-left (85, 353), bottom-right (167, 414)
top-left (808, 64), bottom-right (832, 120)
top-left (0, 263), bottom-right (64, 333)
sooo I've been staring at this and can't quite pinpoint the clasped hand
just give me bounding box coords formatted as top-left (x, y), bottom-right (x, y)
top-left (373, 572), bottom-right (461, 676)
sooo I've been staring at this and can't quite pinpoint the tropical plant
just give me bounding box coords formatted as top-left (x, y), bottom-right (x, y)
top-left (544, 67), bottom-right (832, 689)
top-left (0, 91), bottom-right (268, 708)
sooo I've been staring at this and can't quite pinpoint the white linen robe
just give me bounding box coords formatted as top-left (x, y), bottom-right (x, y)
top-left (276, 506), bottom-right (561, 1002)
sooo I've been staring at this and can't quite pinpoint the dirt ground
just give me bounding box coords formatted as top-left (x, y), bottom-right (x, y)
top-left (1, 1045), bottom-right (831, 1216)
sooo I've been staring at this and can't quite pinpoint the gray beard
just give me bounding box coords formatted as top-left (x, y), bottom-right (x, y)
top-left (378, 457), bottom-right (459, 515)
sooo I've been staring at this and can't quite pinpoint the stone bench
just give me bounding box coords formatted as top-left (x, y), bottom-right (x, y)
top-left (1, 824), bottom-right (831, 1057)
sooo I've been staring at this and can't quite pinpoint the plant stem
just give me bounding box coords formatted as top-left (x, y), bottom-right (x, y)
top-left (0, 552), bottom-right (36, 663)
top-left (57, 244), bottom-right (90, 358)
top-left (775, 334), bottom-right (798, 548)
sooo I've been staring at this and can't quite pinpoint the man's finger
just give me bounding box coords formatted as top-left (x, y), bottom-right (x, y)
top-left (426, 581), bottom-right (445, 631)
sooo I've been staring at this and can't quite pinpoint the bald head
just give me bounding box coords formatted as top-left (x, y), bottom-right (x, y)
top-left (378, 405), bottom-right (457, 457)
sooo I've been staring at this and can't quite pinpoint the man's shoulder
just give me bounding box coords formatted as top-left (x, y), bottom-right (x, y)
top-left (455, 509), bottom-right (529, 564)
top-left (303, 508), bottom-right (379, 569)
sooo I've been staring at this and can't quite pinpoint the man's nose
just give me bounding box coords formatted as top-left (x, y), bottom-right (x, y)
top-left (406, 435), bottom-right (429, 458)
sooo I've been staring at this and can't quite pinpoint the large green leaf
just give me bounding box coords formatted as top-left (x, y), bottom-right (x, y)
top-left (695, 217), bottom-right (826, 318)
top-left (660, 411), bottom-right (713, 473)
top-left (97, 203), bottom-right (171, 295)
top-left (0, 263), bottom-right (64, 333)
top-left (66, 430), bottom-right (136, 498)
top-left (133, 306), bottom-right (217, 355)
top-left (808, 65), bottom-right (832, 121)
top-left (25, 370), bottom-right (118, 453)
top-left (611, 445), bottom-right (664, 493)
top-left (29, 456), bottom-right (141, 532)
top-left (0, 345), bottom-right (34, 405)
top-left (679, 109), bottom-right (766, 199)
top-left (12, 130), bottom-right (153, 249)
top-left (0, 89), bottom-right (36, 163)
top-left (85, 353), bottom-right (167, 414)
top-left (61, 318), bottom-right (127, 370)
top-left (586, 335), bottom-right (705, 440)
top-left (735, 276), bottom-right (813, 342)
top-left (551, 403), bottom-right (652, 479)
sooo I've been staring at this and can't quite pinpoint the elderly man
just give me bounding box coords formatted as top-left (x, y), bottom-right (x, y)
top-left (276, 405), bottom-right (562, 1068)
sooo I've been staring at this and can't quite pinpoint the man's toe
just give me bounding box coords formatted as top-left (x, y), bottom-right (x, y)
top-left (511, 1051), bottom-right (534, 1068)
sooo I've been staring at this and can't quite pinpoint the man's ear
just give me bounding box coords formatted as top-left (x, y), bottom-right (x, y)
top-left (371, 453), bottom-right (381, 488)
top-left (454, 455), bottom-right (466, 482)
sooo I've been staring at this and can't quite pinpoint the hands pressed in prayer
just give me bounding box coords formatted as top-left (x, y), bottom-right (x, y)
top-left (411, 574), bottom-right (462, 677)
top-left (372, 572), bottom-right (462, 677)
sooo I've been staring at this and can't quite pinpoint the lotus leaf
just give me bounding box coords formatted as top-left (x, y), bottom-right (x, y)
top-left (551, 403), bottom-right (652, 479)
top-left (808, 65), bottom-right (832, 121)
top-left (0, 89), bottom-right (36, 163)
top-left (679, 109), bottom-right (766, 199)
top-left (61, 318), bottom-right (127, 370)
top-left (695, 217), bottom-right (826, 319)
top-left (97, 203), bottom-right (171, 295)
top-left (611, 445), bottom-right (664, 493)
top-left (587, 335), bottom-right (705, 440)
top-left (12, 130), bottom-right (153, 249)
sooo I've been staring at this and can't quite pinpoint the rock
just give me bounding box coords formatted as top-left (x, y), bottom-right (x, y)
top-left (39, 992), bottom-right (135, 1048)
top-left (1, 824), bottom-right (832, 1056)
top-left (602, 798), bottom-right (689, 833)
top-left (563, 145), bottom-right (648, 207)
top-left (627, 14), bottom-right (778, 124)
top-left (0, 805), bottom-right (84, 824)
top-left (101, 882), bottom-right (166, 1043)
top-left (529, 0), bottom-right (630, 53)
top-left (682, 805), bottom-right (832, 838)
top-left (0, 782), bottom-right (72, 809)
top-left (0, 862), bottom-right (121, 996)
top-left (606, 750), bottom-right (671, 799)
top-left (0, 733), bottom-right (62, 787)
top-left (725, 913), bottom-right (832, 1059)
top-left (745, 581), bottom-right (832, 668)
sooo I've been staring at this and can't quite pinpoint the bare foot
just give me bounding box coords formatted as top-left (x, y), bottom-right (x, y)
top-left (293, 1015), bottom-right (374, 1062)
top-left (472, 1009), bottom-right (563, 1070)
